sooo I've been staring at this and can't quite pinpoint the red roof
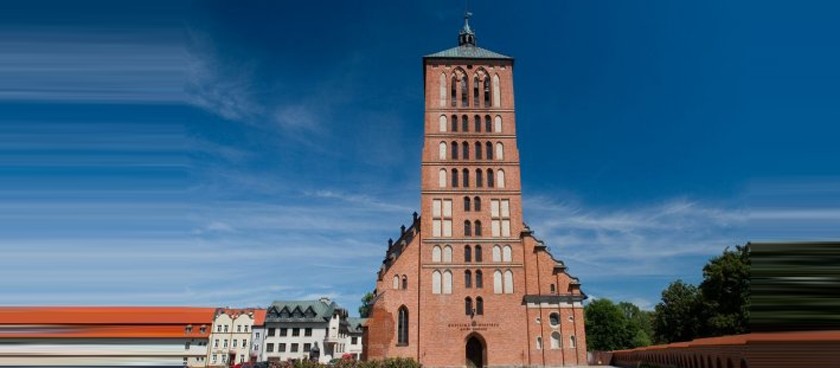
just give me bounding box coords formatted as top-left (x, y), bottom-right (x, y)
top-left (0, 307), bottom-right (216, 339)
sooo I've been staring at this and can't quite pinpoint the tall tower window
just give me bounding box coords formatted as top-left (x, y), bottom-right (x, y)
top-left (397, 306), bottom-right (408, 345)
top-left (432, 271), bottom-right (442, 294)
top-left (474, 115), bottom-right (481, 132)
top-left (475, 245), bottom-right (483, 263)
top-left (451, 168), bottom-right (459, 187)
top-left (503, 245), bottom-right (512, 262)
top-left (462, 115), bottom-right (469, 132)
top-left (495, 142), bottom-right (504, 160)
top-left (474, 221), bottom-right (482, 236)
top-left (473, 75), bottom-right (480, 107)
top-left (497, 169), bottom-right (506, 188)
top-left (484, 77), bottom-right (491, 107)
top-left (460, 75), bottom-right (469, 107)
top-left (504, 270), bottom-right (514, 293)
top-left (551, 332), bottom-right (562, 349)
top-left (451, 142), bottom-right (459, 160)
top-left (432, 199), bottom-right (452, 237)
top-left (402, 275), bottom-right (408, 289)
top-left (464, 220), bottom-right (472, 237)
top-left (492, 245), bottom-right (501, 262)
top-left (476, 169), bottom-right (483, 187)
top-left (439, 73), bottom-right (447, 107)
top-left (465, 297), bottom-right (473, 315)
top-left (485, 142), bottom-right (493, 160)
top-left (432, 246), bottom-right (441, 262)
top-left (439, 115), bottom-right (447, 132)
top-left (451, 115), bottom-right (458, 132)
top-left (462, 142), bottom-right (469, 160)
top-left (464, 245), bottom-right (472, 262)
top-left (475, 142), bottom-right (483, 159)
top-left (463, 196), bottom-right (471, 211)
top-left (491, 199), bottom-right (511, 237)
top-left (438, 169), bottom-right (447, 188)
top-left (485, 115), bottom-right (492, 132)
top-left (475, 270), bottom-right (483, 288)
top-left (465, 270), bottom-right (472, 288)
top-left (487, 169), bottom-right (495, 187)
top-left (474, 197), bottom-right (481, 211)
top-left (494, 115), bottom-right (502, 133)
top-left (393, 275), bottom-right (399, 289)
top-left (443, 270), bottom-right (453, 294)
top-left (439, 142), bottom-right (447, 160)
top-left (494, 269), bottom-right (514, 294)
top-left (492, 74), bottom-right (501, 107)
top-left (462, 168), bottom-right (470, 187)
top-left (443, 245), bottom-right (453, 263)
top-left (451, 75), bottom-right (458, 107)
top-left (476, 297), bottom-right (484, 315)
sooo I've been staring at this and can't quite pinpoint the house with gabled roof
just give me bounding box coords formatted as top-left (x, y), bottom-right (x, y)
top-left (261, 297), bottom-right (356, 364)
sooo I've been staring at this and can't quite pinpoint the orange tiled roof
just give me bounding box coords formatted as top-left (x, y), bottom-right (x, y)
top-left (253, 309), bottom-right (267, 326)
top-left (0, 307), bottom-right (216, 325)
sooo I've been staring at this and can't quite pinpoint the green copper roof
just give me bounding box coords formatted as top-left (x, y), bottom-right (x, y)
top-left (424, 45), bottom-right (512, 60)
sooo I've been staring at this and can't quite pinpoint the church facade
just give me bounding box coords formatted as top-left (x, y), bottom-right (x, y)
top-left (364, 15), bottom-right (588, 368)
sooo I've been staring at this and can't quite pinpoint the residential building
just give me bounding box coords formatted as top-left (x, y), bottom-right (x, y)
top-left (262, 297), bottom-right (351, 364)
top-left (364, 13), bottom-right (588, 367)
top-left (346, 318), bottom-right (367, 361)
top-left (0, 307), bottom-right (215, 367)
top-left (206, 308), bottom-right (266, 367)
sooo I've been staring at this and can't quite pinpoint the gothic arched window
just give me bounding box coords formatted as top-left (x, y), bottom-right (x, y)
top-left (462, 168), bottom-right (470, 187)
top-left (473, 75), bottom-right (480, 106)
top-left (475, 270), bottom-right (483, 288)
top-left (463, 196), bottom-right (471, 212)
top-left (486, 142), bottom-right (493, 160)
top-left (438, 169), bottom-right (447, 188)
top-left (485, 115), bottom-right (492, 132)
top-left (497, 169), bottom-right (506, 188)
top-left (464, 245), bottom-right (472, 263)
top-left (451, 75), bottom-right (458, 108)
top-left (397, 306), bottom-right (409, 345)
top-left (495, 142), bottom-right (504, 160)
top-left (401, 275), bottom-right (408, 290)
top-left (475, 245), bottom-right (483, 263)
top-left (474, 115), bottom-right (481, 132)
top-left (474, 196), bottom-right (481, 211)
top-left (465, 270), bottom-right (472, 288)
top-left (462, 142), bottom-right (469, 160)
top-left (492, 74), bottom-right (501, 107)
top-left (494, 115), bottom-right (502, 133)
top-left (464, 220), bottom-right (472, 237)
top-left (439, 115), bottom-right (447, 132)
top-left (484, 77), bottom-right (491, 107)
top-left (462, 115), bottom-right (469, 132)
top-left (451, 115), bottom-right (458, 132)
top-left (438, 142), bottom-right (447, 160)
top-left (487, 169), bottom-right (495, 188)
top-left (451, 142), bottom-right (459, 160)
top-left (465, 297), bottom-right (473, 316)
top-left (474, 221), bottom-right (482, 236)
top-left (476, 169), bottom-right (483, 187)
top-left (460, 75), bottom-right (468, 107)
top-left (475, 142), bottom-right (483, 160)
top-left (476, 297), bottom-right (484, 315)
top-left (451, 168), bottom-right (459, 187)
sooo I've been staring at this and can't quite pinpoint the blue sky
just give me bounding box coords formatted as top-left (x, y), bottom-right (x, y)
top-left (1, 0), bottom-right (839, 313)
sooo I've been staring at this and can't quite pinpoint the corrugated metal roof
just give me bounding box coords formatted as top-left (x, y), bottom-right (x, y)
top-left (425, 45), bottom-right (512, 60)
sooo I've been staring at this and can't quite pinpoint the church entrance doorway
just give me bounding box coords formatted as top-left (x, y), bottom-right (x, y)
top-left (465, 334), bottom-right (486, 368)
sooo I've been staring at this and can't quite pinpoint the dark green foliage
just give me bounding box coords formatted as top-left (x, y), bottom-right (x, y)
top-left (359, 292), bottom-right (374, 318)
top-left (653, 280), bottom-right (702, 343)
top-left (700, 245), bottom-right (750, 336)
top-left (585, 298), bottom-right (652, 351)
top-left (652, 244), bottom-right (751, 343)
top-left (268, 357), bottom-right (421, 368)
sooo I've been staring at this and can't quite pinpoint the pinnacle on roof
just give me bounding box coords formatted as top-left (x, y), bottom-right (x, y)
top-left (424, 11), bottom-right (512, 60)
top-left (458, 12), bottom-right (476, 47)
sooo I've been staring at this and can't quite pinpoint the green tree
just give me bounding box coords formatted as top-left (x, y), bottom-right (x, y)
top-left (699, 244), bottom-right (750, 336)
top-left (618, 301), bottom-right (653, 347)
top-left (653, 280), bottom-right (702, 343)
top-left (358, 292), bottom-right (374, 318)
top-left (584, 298), bottom-right (634, 351)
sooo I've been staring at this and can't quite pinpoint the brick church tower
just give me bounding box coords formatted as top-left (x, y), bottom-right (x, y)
top-left (364, 13), bottom-right (587, 367)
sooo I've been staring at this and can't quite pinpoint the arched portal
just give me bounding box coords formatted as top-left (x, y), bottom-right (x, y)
top-left (465, 334), bottom-right (486, 368)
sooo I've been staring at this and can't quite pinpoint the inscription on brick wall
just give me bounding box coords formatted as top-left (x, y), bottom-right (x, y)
top-left (448, 321), bottom-right (500, 331)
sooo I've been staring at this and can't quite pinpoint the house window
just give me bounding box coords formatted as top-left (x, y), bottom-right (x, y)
top-left (291, 343), bottom-right (299, 352)
top-left (268, 328), bottom-right (276, 336)
top-left (279, 343), bottom-right (286, 352)
top-left (223, 339), bottom-right (228, 348)
top-left (224, 325), bottom-right (228, 332)
top-left (266, 343), bottom-right (274, 353)
top-left (305, 328), bottom-right (312, 337)
top-left (214, 339), bottom-right (219, 348)
top-left (237, 325), bottom-right (242, 332)
top-left (200, 326), bottom-right (206, 334)
top-left (185, 325), bottom-right (192, 334)
top-left (233, 339), bottom-right (238, 348)
top-left (352, 337), bottom-right (358, 344)
top-left (292, 328), bottom-right (300, 337)
top-left (217, 325), bottom-right (222, 333)
top-left (397, 306), bottom-right (409, 345)
top-left (304, 343), bottom-right (312, 352)
top-left (185, 342), bottom-right (191, 350)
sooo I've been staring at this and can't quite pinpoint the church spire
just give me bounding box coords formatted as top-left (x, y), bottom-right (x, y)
top-left (458, 11), bottom-right (476, 47)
